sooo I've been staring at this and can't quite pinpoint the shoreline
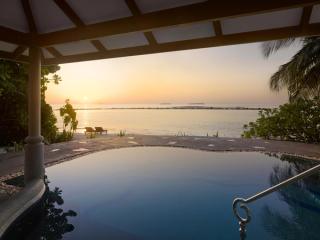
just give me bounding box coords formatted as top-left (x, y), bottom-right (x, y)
top-left (54, 106), bottom-right (269, 111)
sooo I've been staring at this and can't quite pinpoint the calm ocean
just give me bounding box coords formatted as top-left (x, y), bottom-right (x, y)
top-left (53, 104), bottom-right (271, 137)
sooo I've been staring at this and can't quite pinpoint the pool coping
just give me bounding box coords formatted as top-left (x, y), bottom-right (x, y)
top-left (1, 145), bottom-right (320, 185)
top-left (1, 134), bottom-right (320, 183)
top-left (42, 145), bottom-right (320, 169)
top-left (0, 179), bottom-right (45, 239)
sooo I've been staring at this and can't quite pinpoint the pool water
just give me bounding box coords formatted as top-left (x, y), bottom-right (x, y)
top-left (6, 147), bottom-right (320, 240)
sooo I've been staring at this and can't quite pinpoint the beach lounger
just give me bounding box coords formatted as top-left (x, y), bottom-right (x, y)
top-left (85, 127), bottom-right (96, 137)
top-left (95, 127), bottom-right (108, 134)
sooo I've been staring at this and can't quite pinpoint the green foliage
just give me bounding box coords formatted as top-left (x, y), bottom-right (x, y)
top-left (55, 130), bottom-right (72, 142)
top-left (57, 99), bottom-right (78, 141)
top-left (41, 100), bottom-right (58, 144)
top-left (41, 66), bottom-right (61, 98)
top-left (0, 61), bottom-right (28, 146)
top-left (262, 37), bottom-right (320, 101)
top-left (118, 130), bottom-right (126, 137)
top-left (242, 98), bottom-right (320, 143)
top-left (0, 60), bottom-right (60, 145)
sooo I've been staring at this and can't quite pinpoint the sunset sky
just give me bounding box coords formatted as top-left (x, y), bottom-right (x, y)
top-left (46, 42), bottom-right (300, 106)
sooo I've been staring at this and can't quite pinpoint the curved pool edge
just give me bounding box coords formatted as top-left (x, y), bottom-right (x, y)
top-left (0, 179), bottom-right (45, 239)
top-left (1, 135), bottom-right (319, 182)
top-left (1, 145), bottom-right (319, 185)
top-left (45, 145), bottom-right (320, 168)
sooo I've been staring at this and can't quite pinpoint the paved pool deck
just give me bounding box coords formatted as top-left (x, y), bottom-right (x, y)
top-left (0, 134), bottom-right (319, 201)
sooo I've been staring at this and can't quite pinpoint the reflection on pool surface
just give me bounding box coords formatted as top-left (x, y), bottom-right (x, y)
top-left (6, 147), bottom-right (320, 240)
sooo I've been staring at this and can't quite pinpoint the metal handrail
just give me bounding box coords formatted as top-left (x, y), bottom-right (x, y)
top-left (232, 162), bottom-right (320, 239)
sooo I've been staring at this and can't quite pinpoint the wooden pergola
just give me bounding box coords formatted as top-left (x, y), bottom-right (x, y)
top-left (1, 0), bottom-right (320, 65)
top-left (0, 1), bottom-right (320, 235)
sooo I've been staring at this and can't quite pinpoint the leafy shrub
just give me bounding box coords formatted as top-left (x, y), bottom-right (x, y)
top-left (41, 101), bottom-right (58, 143)
top-left (242, 98), bottom-right (320, 143)
top-left (0, 60), bottom-right (60, 146)
top-left (54, 130), bottom-right (72, 142)
top-left (56, 99), bottom-right (78, 142)
top-left (118, 130), bottom-right (126, 137)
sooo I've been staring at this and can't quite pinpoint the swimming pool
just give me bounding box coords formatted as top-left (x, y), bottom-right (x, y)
top-left (5, 147), bottom-right (320, 239)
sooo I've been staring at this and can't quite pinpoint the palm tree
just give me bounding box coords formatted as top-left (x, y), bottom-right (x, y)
top-left (262, 37), bottom-right (320, 101)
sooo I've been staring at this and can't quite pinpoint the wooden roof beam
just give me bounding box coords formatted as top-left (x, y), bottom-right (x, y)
top-left (21, 0), bottom-right (37, 33)
top-left (0, 50), bottom-right (29, 63)
top-left (53, 0), bottom-right (109, 53)
top-left (125, 0), bottom-right (141, 15)
top-left (0, 26), bottom-right (31, 46)
top-left (53, 0), bottom-right (85, 27)
top-left (12, 46), bottom-right (28, 58)
top-left (90, 40), bottom-right (107, 52)
top-left (37, 0), bottom-right (320, 46)
top-left (43, 23), bottom-right (320, 65)
top-left (300, 6), bottom-right (313, 32)
top-left (144, 31), bottom-right (157, 45)
top-left (125, 0), bottom-right (157, 45)
top-left (40, 49), bottom-right (46, 62)
top-left (213, 21), bottom-right (222, 36)
top-left (45, 47), bottom-right (63, 58)
top-left (54, 0), bottom-right (108, 54)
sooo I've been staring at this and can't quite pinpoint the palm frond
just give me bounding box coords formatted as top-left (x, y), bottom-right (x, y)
top-left (262, 38), bottom-right (297, 58)
top-left (268, 37), bottom-right (320, 101)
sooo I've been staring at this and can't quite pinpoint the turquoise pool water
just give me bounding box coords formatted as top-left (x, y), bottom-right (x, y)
top-left (6, 147), bottom-right (320, 239)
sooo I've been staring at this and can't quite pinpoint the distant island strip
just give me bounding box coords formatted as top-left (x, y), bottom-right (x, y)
top-left (54, 106), bottom-right (270, 111)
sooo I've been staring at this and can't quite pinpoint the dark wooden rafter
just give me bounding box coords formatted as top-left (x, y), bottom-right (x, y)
top-left (0, 50), bottom-right (29, 63)
top-left (53, 0), bottom-right (85, 27)
top-left (125, 0), bottom-right (157, 45)
top-left (51, 0), bottom-right (106, 54)
top-left (35, 0), bottom-right (320, 47)
top-left (53, 0), bottom-right (109, 54)
top-left (40, 49), bottom-right (46, 62)
top-left (44, 23), bottom-right (320, 65)
top-left (12, 46), bottom-right (27, 58)
top-left (21, 0), bottom-right (37, 33)
top-left (125, 0), bottom-right (141, 15)
top-left (144, 31), bottom-right (157, 45)
top-left (45, 47), bottom-right (63, 58)
top-left (300, 6), bottom-right (313, 31)
top-left (213, 21), bottom-right (223, 36)
top-left (1, 0), bottom-right (320, 64)
top-left (90, 40), bottom-right (107, 52)
top-left (0, 0), bottom-right (34, 62)
top-left (0, 26), bottom-right (31, 46)
top-left (90, 39), bottom-right (106, 52)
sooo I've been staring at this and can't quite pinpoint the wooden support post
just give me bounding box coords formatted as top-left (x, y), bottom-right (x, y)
top-left (24, 46), bottom-right (44, 183)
